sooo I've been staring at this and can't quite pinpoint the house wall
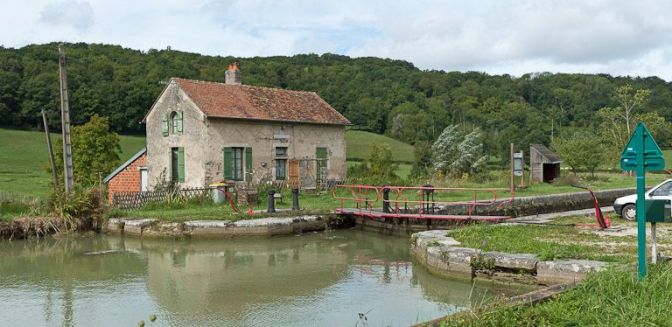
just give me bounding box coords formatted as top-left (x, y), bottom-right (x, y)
top-left (107, 153), bottom-right (147, 203)
top-left (146, 84), bottom-right (210, 190)
top-left (145, 84), bottom-right (347, 189)
top-left (204, 119), bottom-right (346, 185)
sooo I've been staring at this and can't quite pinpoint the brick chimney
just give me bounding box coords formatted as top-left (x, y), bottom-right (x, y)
top-left (225, 62), bottom-right (242, 85)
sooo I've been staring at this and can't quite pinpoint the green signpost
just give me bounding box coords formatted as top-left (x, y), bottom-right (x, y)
top-left (620, 122), bottom-right (666, 280)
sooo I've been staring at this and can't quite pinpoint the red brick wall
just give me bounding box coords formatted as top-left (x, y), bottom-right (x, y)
top-left (107, 153), bottom-right (148, 203)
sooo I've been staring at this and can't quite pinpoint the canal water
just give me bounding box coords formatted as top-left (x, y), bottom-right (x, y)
top-left (0, 230), bottom-right (527, 326)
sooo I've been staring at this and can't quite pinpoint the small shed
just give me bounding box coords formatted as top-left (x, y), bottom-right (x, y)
top-left (530, 144), bottom-right (562, 183)
top-left (104, 148), bottom-right (148, 203)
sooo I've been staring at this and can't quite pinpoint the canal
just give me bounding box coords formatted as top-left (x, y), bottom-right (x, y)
top-left (0, 230), bottom-right (528, 326)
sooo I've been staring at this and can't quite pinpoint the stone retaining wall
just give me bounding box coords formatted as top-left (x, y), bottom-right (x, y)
top-left (411, 230), bottom-right (609, 285)
top-left (105, 215), bottom-right (328, 237)
top-left (438, 188), bottom-right (636, 217)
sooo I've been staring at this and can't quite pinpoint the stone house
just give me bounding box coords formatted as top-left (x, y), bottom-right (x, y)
top-left (106, 64), bottom-right (350, 198)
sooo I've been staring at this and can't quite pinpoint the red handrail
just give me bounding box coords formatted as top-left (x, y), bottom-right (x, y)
top-left (333, 184), bottom-right (515, 220)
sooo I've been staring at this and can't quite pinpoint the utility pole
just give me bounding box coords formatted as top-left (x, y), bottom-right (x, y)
top-left (510, 143), bottom-right (515, 193)
top-left (41, 109), bottom-right (60, 192)
top-left (58, 44), bottom-right (75, 194)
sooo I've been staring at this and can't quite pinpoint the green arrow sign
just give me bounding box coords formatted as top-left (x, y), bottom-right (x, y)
top-left (620, 123), bottom-right (665, 171)
top-left (620, 122), bottom-right (666, 280)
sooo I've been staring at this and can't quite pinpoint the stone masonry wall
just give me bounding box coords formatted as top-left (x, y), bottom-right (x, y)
top-left (107, 153), bottom-right (147, 203)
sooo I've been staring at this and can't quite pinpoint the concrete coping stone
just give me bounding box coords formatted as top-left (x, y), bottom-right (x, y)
top-left (184, 220), bottom-right (234, 228)
top-left (480, 251), bottom-right (539, 270)
top-left (108, 218), bottom-right (123, 225)
top-left (537, 259), bottom-right (609, 273)
top-left (412, 230), bottom-right (612, 284)
top-left (123, 219), bottom-right (156, 227)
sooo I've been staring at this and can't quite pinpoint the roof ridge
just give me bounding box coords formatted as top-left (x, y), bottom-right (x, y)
top-left (171, 77), bottom-right (318, 95)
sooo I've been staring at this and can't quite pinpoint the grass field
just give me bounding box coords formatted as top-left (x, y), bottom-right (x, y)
top-left (0, 128), bottom-right (415, 196)
top-left (345, 130), bottom-right (414, 163)
top-left (0, 128), bottom-right (145, 197)
top-left (1, 127), bottom-right (670, 197)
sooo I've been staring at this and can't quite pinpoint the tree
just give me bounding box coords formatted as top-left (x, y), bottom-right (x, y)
top-left (367, 142), bottom-right (398, 178)
top-left (432, 125), bottom-right (488, 178)
top-left (613, 84), bottom-right (651, 135)
top-left (410, 141), bottom-right (433, 178)
top-left (50, 114), bottom-right (121, 188)
top-left (552, 132), bottom-right (605, 177)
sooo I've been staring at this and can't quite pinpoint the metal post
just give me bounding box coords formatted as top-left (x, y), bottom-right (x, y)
top-left (58, 44), bottom-right (75, 194)
top-left (510, 143), bottom-right (515, 193)
top-left (652, 222), bottom-right (657, 264)
top-left (636, 127), bottom-right (646, 280)
top-left (292, 188), bottom-right (300, 211)
top-left (267, 189), bottom-right (276, 213)
top-left (41, 109), bottom-right (60, 192)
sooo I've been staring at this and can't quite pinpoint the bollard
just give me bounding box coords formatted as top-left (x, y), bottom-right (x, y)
top-left (267, 189), bottom-right (276, 213)
top-left (382, 183), bottom-right (390, 213)
top-left (292, 188), bottom-right (300, 211)
top-left (423, 184), bottom-right (434, 214)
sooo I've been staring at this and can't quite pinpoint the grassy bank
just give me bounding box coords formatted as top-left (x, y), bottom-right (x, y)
top-left (439, 264), bottom-right (672, 326)
top-left (451, 216), bottom-right (649, 264)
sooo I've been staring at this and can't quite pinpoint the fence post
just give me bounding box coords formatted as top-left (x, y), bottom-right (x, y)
top-left (267, 189), bottom-right (276, 213)
top-left (292, 188), bottom-right (300, 211)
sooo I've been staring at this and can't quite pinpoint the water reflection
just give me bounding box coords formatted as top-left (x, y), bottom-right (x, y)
top-left (0, 231), bottom-right (524, 326)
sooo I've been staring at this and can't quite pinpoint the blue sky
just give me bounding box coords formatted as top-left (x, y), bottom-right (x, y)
top-left (3, 0), bottom-right (672, 80)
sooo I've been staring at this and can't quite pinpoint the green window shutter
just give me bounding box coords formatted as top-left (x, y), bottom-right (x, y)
top-left (177, 147), bottom-right (185, 182)
top-left (162, 113), bottom-right (169, 136)
top-left (245, 147), bottom-right (253, 181)
top-left (176, 111), bottom-right (183, 135)
top-left (169, 148), bottom-right (173, 181)
top-left (223, 147), bottom-right (232, 180)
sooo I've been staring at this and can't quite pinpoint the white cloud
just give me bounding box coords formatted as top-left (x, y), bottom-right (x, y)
top-left (2, 0), bottom-right (672, 80)
top-left (40, 1), bottom-right (94, 31)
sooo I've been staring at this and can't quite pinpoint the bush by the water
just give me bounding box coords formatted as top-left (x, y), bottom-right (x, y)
top-left (49, 187), bottom-right (103, 230)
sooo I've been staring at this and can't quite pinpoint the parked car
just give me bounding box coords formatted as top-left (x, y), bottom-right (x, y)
top-left (613, 179), bottom-right (672, 220)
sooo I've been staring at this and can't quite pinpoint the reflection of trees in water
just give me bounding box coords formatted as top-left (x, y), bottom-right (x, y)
top-left (0, 236), bottom-right (147, 325)
top-left (0, 230), bottom-right (528, 326)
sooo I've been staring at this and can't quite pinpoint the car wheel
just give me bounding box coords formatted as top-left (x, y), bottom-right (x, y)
top-left (622, 204), bottom-right (636, 221)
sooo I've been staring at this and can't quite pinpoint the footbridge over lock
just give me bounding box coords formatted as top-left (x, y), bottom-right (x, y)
top-left (332, 185), bottom-right (516, 221)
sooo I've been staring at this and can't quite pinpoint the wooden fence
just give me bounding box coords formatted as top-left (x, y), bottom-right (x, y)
top-left (112, 187), bottom-right (209, 210)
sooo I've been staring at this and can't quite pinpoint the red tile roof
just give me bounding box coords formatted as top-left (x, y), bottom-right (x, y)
top-left (172, 78), bottom-right (351, 125)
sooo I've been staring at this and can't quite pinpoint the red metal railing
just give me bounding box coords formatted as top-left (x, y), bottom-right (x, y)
top-left (332, 185), bottom-right (381, 217)
top-left (332, 185), bottom-right (515, 221)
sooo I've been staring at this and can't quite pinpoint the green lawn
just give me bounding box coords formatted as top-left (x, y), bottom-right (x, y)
top-left (0, 128), bottom-right (145, 197)
top-left (346, 130), bottom-right (414, 163)
top-left (0, 128), bottom-right (415, 197)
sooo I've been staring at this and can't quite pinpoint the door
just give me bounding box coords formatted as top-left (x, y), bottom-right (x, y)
top-left (288, 159), bottom-right (299, 188)
top-left (140, 168), bottom-right (148, 192)
top-left (648, 180), bottom-right (672, 202)
top-left (316, 147), bottom-right (328, 188)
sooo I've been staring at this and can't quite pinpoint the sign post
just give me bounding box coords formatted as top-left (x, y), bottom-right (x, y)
top-left (620, 122), bottom-right (665, 280)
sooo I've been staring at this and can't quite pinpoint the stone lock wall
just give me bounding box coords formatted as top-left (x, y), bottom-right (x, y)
top-left (107, 153), bottom-right (147, 203)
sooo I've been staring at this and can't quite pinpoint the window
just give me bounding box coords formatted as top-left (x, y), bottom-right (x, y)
top-left (652, 181), bottom-right (672, 196)
top-left (276, 159), bottom-right (287, 180)
top-left (170, 147), bottom-right (185, 182)
top-left (164, 111), bottom-right (183, 136)
top-left (232, 147), bottom-right (244, 181)
top-left (224, 147), bottom-right (251, 181)
top-left (275, 147), bottom-right (288, 156)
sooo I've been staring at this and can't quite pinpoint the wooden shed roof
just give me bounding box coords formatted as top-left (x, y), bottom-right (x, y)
top-left (530, 144), bottom-right (563, 164)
